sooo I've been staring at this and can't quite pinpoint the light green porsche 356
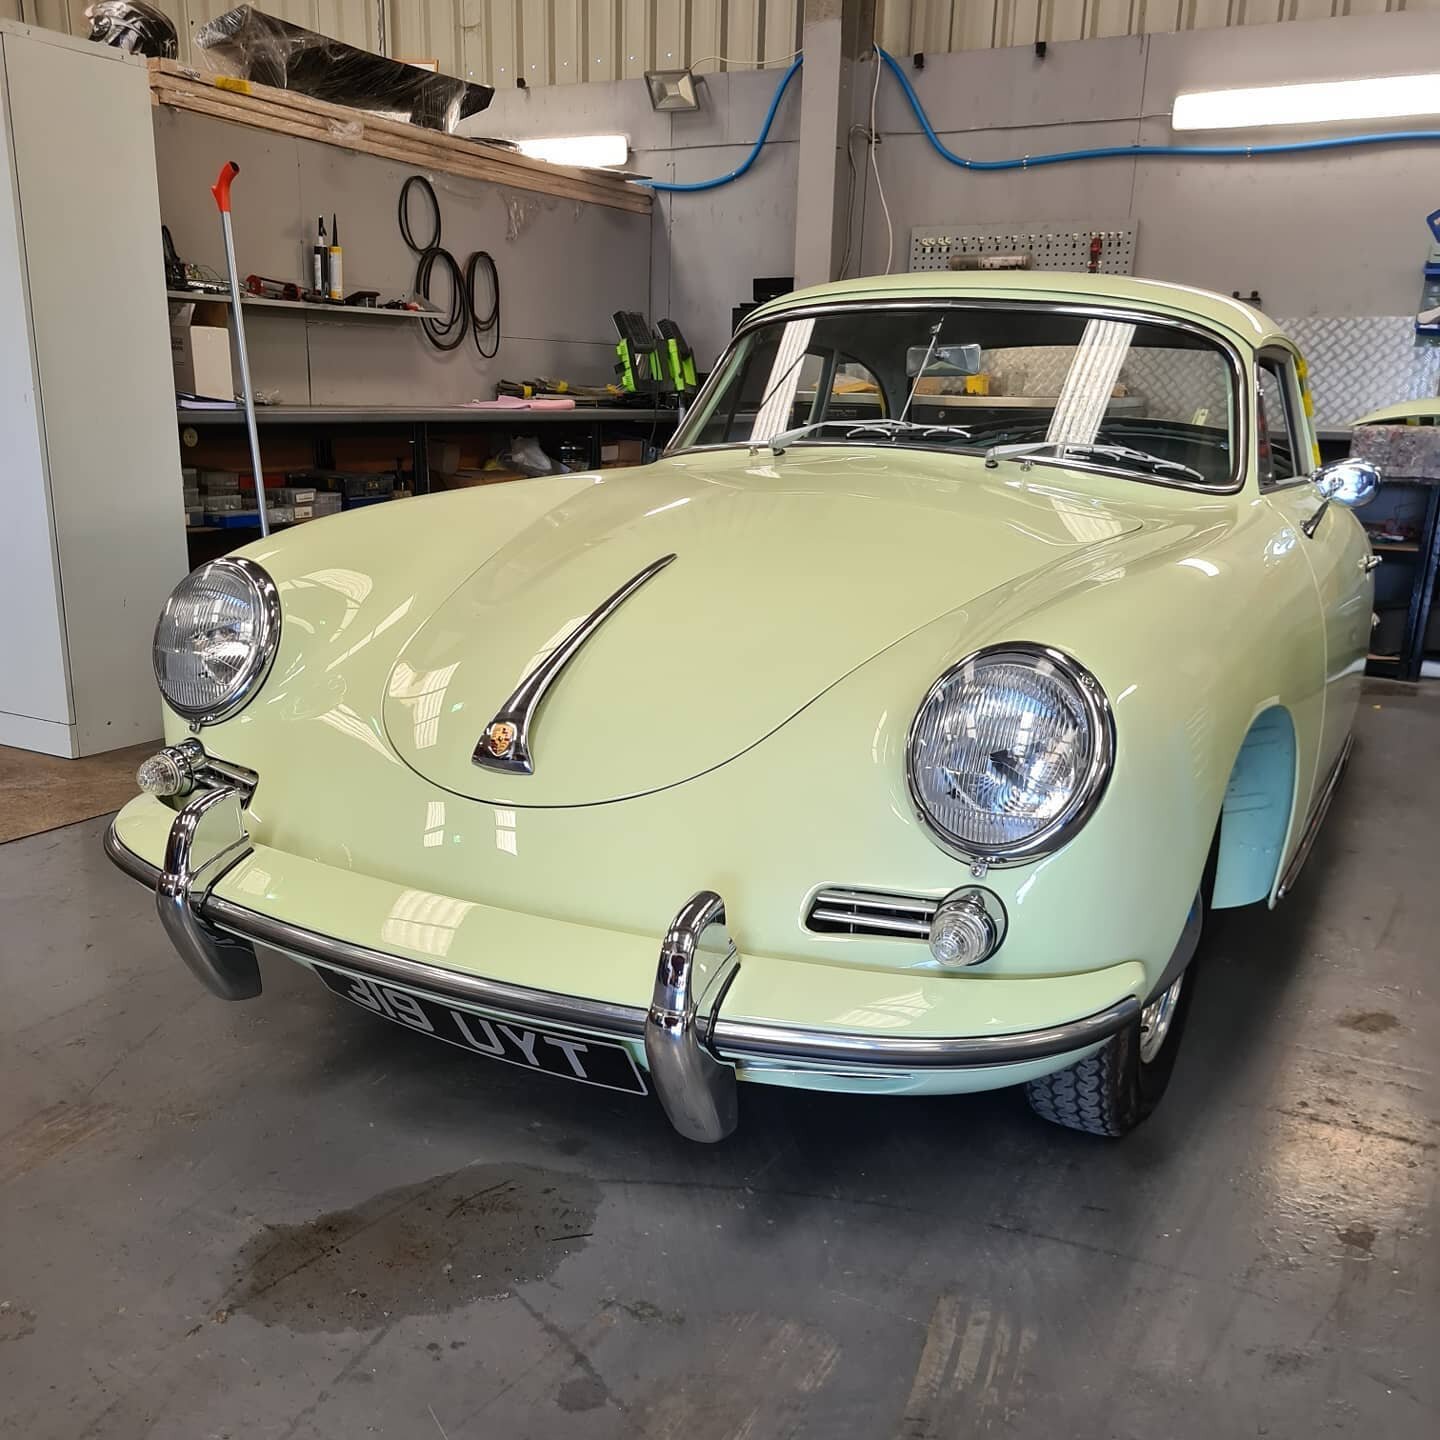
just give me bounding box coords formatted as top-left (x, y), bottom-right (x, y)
top-left (107, 272), bottom-right (1379, 1140)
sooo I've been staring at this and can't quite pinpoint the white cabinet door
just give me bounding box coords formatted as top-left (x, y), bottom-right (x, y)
top-left (1, 25), bottom-right (188, 755)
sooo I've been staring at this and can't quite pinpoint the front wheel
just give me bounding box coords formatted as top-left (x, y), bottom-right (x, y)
top-left (1025, 913), bottom-right (1197, 1137)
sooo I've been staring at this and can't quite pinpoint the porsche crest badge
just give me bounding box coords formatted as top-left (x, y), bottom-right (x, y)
top-left (484, 721), bottom-right (517, 757)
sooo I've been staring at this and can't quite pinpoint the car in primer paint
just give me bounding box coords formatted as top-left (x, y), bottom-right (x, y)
top-left (106, 271), bottom-right (1380, 1140)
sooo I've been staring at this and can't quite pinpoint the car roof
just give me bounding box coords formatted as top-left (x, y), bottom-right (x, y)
top-left (750, 271), bottom-right (1285, 350)
top-left (1352, 397), bottom-right (1440, 426)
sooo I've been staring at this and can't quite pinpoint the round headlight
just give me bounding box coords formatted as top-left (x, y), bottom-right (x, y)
top-left (152, 557), bottom-right (280, 725)
top-left (906, 643), bottom-right (1113, 866)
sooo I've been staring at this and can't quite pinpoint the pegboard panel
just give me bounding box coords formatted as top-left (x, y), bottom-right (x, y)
top-left (909, 221), bottom-right (1138, 275)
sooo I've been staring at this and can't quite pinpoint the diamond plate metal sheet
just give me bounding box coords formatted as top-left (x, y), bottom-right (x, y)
top-left (910, 221), bottom-right (1136, 275)
top-left (980, 344), bottom-right (1228, 422)
top-left (1279, 315), bottom-right (1440, 431)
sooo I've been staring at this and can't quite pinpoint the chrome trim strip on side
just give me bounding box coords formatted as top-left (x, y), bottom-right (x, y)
top-left (104, 823), bottom-right (1137, 1073)
top-left (644, 891), bottom-right (741, 1142)
top-left (472, 553), bottom-right (677, 775)
top-left (1277, 732), bottom-right (1354, 900)
top-left (668, 297), bottom-right (1250, 496)
top-left (905, 642), bottom-right (1116, 870)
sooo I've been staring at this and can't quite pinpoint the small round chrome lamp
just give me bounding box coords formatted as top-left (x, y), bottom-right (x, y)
top-left (136, 749), bottom-right (191, 798)
top-left (928, 889), bottom-right (1006, 969)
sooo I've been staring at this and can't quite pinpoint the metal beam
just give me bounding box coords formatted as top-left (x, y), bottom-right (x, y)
top-left (793, 0), bottom-right (873, 287)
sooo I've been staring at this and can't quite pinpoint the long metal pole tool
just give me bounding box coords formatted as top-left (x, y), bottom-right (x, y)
top-left (210, 161), bottom-right (269, 537)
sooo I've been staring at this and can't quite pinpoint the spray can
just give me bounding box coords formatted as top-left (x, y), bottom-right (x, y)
top-left (327, 214), bottom-right (344, 302)
top-left (312, 216), bottom-right (327, 296)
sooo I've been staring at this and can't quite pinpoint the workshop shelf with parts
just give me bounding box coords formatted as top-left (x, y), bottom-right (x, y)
top-left (2, 5), bottom-right (1438, 1439)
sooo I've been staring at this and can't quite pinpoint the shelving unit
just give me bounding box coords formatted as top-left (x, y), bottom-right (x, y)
top-left (1359, 478), bottom-right (1440, 681)
top-left (167, 289), bottom-right (436, 322)
top-left (177, 403), bottom-right (679, 564)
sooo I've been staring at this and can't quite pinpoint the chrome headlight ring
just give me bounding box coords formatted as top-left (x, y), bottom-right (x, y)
top-left (905, 642), bottom-right (1115, 869)
top-left (152, 556), bottom-right (281, 727)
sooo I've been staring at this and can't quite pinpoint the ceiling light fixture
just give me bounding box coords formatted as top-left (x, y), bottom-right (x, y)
top-left (1173, 73), bottom-right (1440, 131)
top-left (515, 133), bottom-right (629, 168)
top-left (645, 68), bottom-right (700, 112)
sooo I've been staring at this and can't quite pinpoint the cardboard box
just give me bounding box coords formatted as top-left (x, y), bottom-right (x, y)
top-left (599, 439), bottom-right (645, 468)
top-left (170, 302), bottom-right (234, 401)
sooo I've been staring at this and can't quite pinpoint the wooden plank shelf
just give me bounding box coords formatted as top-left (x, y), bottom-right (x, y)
top-left (167, 289), bottom-right (435, 320)
top-left (147, 60), bottom-right (651, 217)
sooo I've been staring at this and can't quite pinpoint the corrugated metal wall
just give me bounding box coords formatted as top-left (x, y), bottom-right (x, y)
top-left (6, 0), bottom-right (1438, 83)
top-left (877, 0), bottom-right (1440, 52)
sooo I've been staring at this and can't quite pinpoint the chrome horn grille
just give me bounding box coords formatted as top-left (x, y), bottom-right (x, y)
top-left (804, 887), bottom-right (939, 940)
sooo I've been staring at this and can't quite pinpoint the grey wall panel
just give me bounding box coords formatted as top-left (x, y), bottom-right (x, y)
top-left (151, 102), bottom-right (649, 406)
top-left (653, 137), bottom-right (799, 367)
top-left (467, 71), bottom-right (674, 149)
top-left (1127, 112), bottom-right (1427, 317)
top-left (856, 7), bottom-right (1440, 326)
top-left (857, 118), bottom-right (1143, 276)
top-left (868, 28), bottom-right (1148, 133)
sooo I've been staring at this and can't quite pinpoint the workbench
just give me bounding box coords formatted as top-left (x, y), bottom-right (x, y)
top-left (178, 403), bottom-right (678, 499)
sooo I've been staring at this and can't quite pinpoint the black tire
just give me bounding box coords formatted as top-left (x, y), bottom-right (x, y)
top-left (1025, 929), bottom-right (1199, 1137)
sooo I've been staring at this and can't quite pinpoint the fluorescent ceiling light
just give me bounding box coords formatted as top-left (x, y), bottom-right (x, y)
top-left (1173, 73), bottom-right (1440, 131)
top-left (515, 133), bottom-right (629, 168)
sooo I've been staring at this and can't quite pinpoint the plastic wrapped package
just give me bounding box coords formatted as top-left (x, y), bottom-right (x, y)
top-left (500, 437), bottom-right (566, 477)
top-left (195, 6), bottom-right (493, 133)
top-left (84, 3), bottom-right (178, 58)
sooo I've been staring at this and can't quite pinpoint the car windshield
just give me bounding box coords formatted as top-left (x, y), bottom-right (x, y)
top-left (671, 302), bottom-right (1238, 488)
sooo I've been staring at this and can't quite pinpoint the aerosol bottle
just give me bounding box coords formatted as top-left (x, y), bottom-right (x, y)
top-left (327, 214), bottom-right (344, 302)
top-left (312, 216), bottom-right (327, 296)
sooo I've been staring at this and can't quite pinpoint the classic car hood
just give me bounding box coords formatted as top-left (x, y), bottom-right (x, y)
top-left (381, 452), bottom-right (1143, 805)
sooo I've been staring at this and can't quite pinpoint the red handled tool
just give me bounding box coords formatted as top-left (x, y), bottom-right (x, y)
top-left (212, 161), bottom-right (270, 537)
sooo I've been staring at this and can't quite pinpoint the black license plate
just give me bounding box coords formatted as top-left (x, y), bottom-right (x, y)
top-left (313, 964), bottom-right (648, 1095)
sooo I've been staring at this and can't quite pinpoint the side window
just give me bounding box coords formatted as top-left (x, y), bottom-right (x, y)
top-left (1256, 355), bottom-right (1305, 487)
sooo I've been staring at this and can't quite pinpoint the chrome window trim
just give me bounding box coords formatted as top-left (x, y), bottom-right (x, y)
top-left (905, 641), bottom-right (1116, 869)
top-left (1255, 345), bottom-right (1312, 493)
top-left (153, 557), bottom-right (282, 728)
top-left (668, 297), bottom-right (1249, 495)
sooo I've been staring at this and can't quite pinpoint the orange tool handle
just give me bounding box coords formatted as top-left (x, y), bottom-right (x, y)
top-left (211, 161), bottom-right (240, 213)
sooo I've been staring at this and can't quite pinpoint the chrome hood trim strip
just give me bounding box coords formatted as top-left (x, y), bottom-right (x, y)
top-left (472, 552), bottom-right (677, 775)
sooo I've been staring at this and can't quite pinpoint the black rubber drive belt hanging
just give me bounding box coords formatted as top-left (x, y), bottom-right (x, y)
top-left (399, 174), bottom-right (500, 359)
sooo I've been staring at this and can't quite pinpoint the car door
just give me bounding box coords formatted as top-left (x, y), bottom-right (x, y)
top-left (1256, 347), bottom-right (1373, 793)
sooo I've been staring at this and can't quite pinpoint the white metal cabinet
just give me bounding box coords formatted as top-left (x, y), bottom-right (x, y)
top-left (0, 21), bottom-right (187, 756)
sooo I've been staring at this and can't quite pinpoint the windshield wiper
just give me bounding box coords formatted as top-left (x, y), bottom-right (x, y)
top-left (982, 439), bottom-right (1205, 483)
top-left (763, 418), bottom-right (972, 456)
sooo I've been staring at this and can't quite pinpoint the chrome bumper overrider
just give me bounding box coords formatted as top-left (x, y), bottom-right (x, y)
top-left (104, 785), bottom-right (1141, 1143)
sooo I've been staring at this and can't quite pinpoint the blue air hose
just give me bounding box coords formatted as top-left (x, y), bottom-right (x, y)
top-left (638, 55), bottom-right (803, 192)
top-left (639, 46), bottom-right (1440, 194)
top-left (877, 46), bottom-right (1440, 167)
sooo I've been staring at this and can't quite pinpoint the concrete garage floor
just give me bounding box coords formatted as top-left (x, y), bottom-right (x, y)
top-left (1, 688), bottom-right (1436, 1439)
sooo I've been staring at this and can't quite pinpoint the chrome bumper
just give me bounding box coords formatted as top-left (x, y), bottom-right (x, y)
top-left (105, 786), bottom-right (1141, 1143)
